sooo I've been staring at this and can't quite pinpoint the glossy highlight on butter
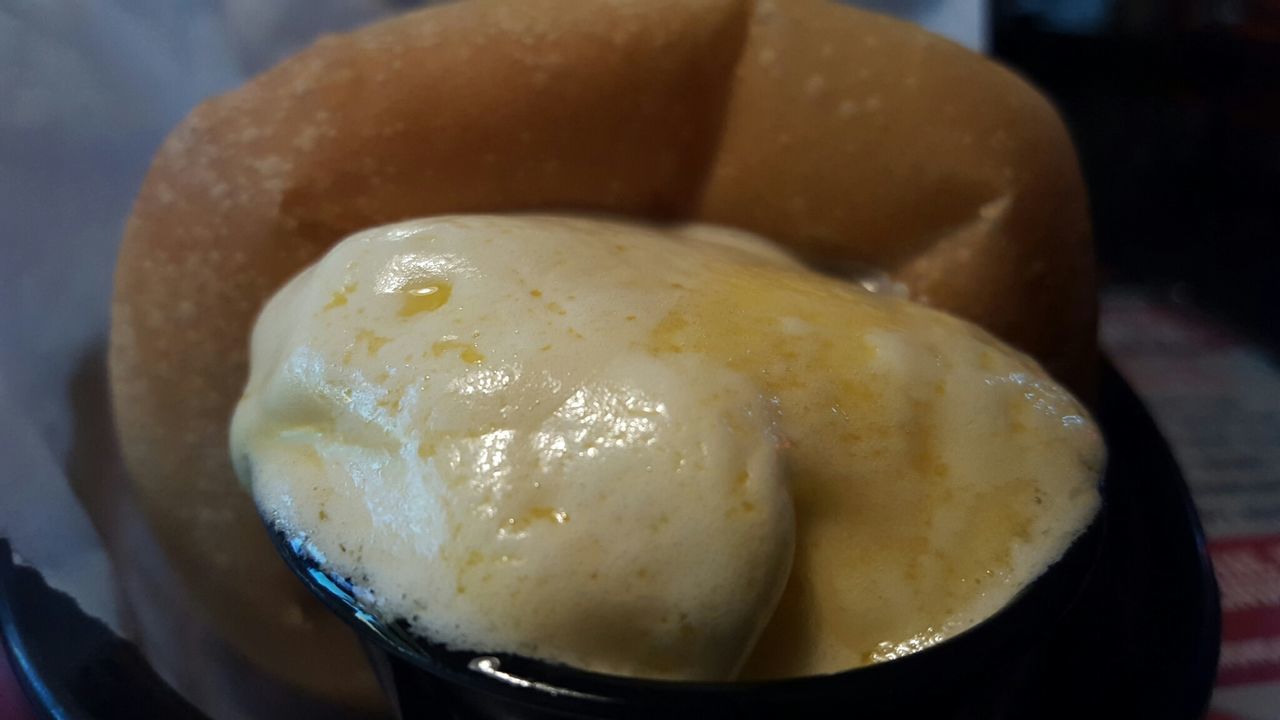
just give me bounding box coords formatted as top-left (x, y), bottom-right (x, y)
top-left (230, 215), bottom-right (1103, 682)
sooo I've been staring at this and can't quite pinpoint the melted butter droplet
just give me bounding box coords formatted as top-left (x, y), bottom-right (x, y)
top-left (324, 283), bottom-right (356, 310)
top-left (506, 506), bottom-right (571, 532)
top-left (355, 329), bottom-right (391, 356)
top-left (431, 338), bottom-right (485, 364)
top-left (399, 279), bottom-right (453, 316)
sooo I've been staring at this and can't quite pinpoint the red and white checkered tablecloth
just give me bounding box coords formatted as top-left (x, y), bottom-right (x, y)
top-left (1103, 291), bottom-right (1280, 720)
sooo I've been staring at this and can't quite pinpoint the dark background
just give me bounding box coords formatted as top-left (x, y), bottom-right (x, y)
top-left (993, 0), bottom-right (1280, 355)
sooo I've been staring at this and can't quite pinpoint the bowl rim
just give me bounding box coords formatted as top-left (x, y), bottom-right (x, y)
top-left (269, 473), bottom-right (1108, 710)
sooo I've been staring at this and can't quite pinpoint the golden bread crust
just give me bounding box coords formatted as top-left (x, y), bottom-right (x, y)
top-left (110, 0), bottom-right (1094, 703)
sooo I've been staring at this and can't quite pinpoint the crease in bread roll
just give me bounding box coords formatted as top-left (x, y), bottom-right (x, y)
top-left (110, 0), bottom-right (1095, 704)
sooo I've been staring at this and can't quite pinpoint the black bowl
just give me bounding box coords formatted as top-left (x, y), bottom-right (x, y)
top-left (269, 448), bottom-right (1108, 718)
top-left (273, 514), bottom-right (1103, 719)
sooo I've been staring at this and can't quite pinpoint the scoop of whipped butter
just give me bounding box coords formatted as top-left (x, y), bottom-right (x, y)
top-left (231, 215), bottom-right (1103, 682)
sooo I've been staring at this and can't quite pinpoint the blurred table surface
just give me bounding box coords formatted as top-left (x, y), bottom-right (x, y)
top-left (1100, 289), bottom-right (1280, 720)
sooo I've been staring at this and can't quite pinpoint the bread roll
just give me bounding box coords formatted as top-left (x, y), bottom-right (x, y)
top-left (109, 0), bottom-right (1094, 704)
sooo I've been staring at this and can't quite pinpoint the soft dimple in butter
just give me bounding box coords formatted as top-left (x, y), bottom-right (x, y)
top-left (230, 214), bottom-right (1103, 682)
